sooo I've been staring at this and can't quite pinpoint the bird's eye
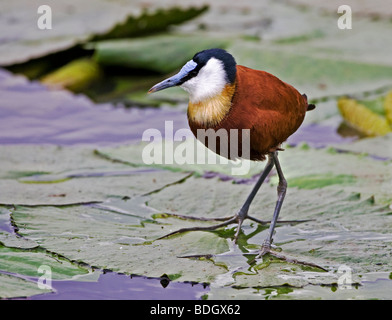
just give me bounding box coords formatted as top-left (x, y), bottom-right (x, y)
top-left (189, 70), bottom-right (198, 77)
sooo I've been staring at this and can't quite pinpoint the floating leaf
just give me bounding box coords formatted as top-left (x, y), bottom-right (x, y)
top-left (90, 6), bottom-right (209, 41)
top-left (41, 58), bottom-right (101, 92)
top-left (276, 144), bottom-right (392, 204)
top-left (92, 34), bottom-right (229, 73)
top-left (0, 145), bottom-right (191, 206)
top-left (0, 272), bottom-right (51, 299)
top-left (337, 98), bottom-right (391, 136)
top-left (273, 29), bottom-right (325, 44)
top-left (384, 90), bottom-right (392, 124)
top-left (229, 41), bottom-right (392, 100)
top-left (8, 177), bottom-right (392, 293)
top-left (97, 141), bottom-right (392, 203)
top-left (288, 173), bottom-right (356, 189)
top-left (207, 271), bottom-right (392, 300)
top-left (331, 133), bottom-right (392, 160)
top-left (0, 245), bottom-right (88, 279)
top-left (1, 141), bottom-right (391, 298)
top-left (96, 139), bottom-right (264, 178)
top-left (0, 2), bottom-right (209, 66)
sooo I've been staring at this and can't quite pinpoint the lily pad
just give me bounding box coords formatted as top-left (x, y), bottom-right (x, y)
top-left (287, 0), bottom-right (392, 19)
top-left (1, 131), bottom-right (390, 298)
top-left (287, 173), bottom-right (357, 189)
top-left (0, 145), bottom-right (191, 206)
top-left (338, 98), bottom-right (391, 137)
top-left (276, 144), bottom-right (392, 204)
top-left (332, 133), bottom-right (392, 160)
top-left (97, 139), bottom-right (264, 178)
top-left (0, 245), bottom-right (88, 279)
top-left (9, 203), bottom-right (229, 283)
top-left (0, 272), bottom-right (51, 299)
top-left (90, 5), bottom-right (209, 41)
top-left (207, 272), bottom-right (392, 300)
top-left (229, 40), bottom-right (392, 100)
top-left (8, 174), bottom-right (392, 291)
top-left (0, 1), bottom-right (209, 66)
top-left (92, 34), bottom-right (229, 73)
top-left (97, 141), bottom-right (392, 203)
top-left (41, 58), bottom-right (102, 92)
top-left (5, 143), bottom-right (391, 287)
top-left (384, 90), bottom-right (392, 124)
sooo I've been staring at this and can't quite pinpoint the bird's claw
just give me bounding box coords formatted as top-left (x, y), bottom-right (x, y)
top-left (258, 240), bottom-right (272, 257)
top-left (253, 242), bottom-right (327, 271)
top-left (256, 239), bottom-right (274, 259)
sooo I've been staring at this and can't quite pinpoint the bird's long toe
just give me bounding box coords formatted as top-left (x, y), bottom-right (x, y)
top-left (257, 240), bottom-right (272, 257)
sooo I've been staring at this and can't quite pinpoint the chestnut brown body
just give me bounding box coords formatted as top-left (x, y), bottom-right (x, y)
top-left (188, 65), bottom-right (309, 161)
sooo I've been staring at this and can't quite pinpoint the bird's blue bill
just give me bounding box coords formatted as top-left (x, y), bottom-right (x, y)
top-left (148, 60), bottom-right (197, 93)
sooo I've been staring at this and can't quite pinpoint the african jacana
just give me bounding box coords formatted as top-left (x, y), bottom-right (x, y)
top-left (148, 48), bottom-right (315, 258)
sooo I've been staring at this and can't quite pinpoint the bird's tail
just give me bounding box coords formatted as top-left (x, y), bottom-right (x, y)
top-left (302, 94), bottom-right (316, 111)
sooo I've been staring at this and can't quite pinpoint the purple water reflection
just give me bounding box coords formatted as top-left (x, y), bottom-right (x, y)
top-left (288, 123), bottom-right (355, 147)
top-left (0, 69), bottom-right (189, 146)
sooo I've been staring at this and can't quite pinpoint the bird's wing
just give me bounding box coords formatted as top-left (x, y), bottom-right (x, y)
top-left (232, 65), bottom-right (307, 153)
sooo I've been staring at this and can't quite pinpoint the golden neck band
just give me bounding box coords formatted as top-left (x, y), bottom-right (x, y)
top-left (187, 83), bottom-right (236, 128)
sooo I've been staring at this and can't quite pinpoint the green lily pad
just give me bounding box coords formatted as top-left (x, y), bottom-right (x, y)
top-left (8, 174), bottom-right (392, 289)
top-left (0, 245), bottom-right (88, 279)
top-left (0, 272), bottom-right (51, 299)
top-left (92, 34), bottom-right (229, 73)
top-left (338, 98), bottom-right (391, 137)
top-left (97, 141), bottom-right (392, 203)
top-left (90, 6), bottom-right (209, 41)
top-left (8, 202), bottom-right (228, 283)
top-left (207, 272), bottom-right (392, 300)
top-left (0, 145), bottom-right (191, 206)
top-left (0, 141), bottom-right (390, 298)
top-left (41, 58), bottom-right (102, 92)
top-left (96, 139), bottom-right (264, 178)
top-left (0, 242), bottom-right (94, 298)
top-left (332, 133), bottom-right (392, 159)
top-left (287, 173), bottom-right (357, 189)
top-left (229, 40), bottom-right (392, 100)
top-left (0, 1), bottom-right (209, 66)
top-left (275, 144), bottom-right (392, 204)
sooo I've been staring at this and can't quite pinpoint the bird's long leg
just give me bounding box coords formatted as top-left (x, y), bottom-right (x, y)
top-left (258, 151), bottom-right (287, 256)
top-left (233, 153), bottom-right (275, 241)
top-left (249, 152), bottom-right (326, 270)
top-left (156, 151), bottom-right (312, 245)
top-left (156, 153), bottom-right (275, 241)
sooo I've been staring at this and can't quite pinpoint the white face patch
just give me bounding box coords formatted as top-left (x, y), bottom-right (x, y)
top-left (180, 58), bottom-right (227, 103)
